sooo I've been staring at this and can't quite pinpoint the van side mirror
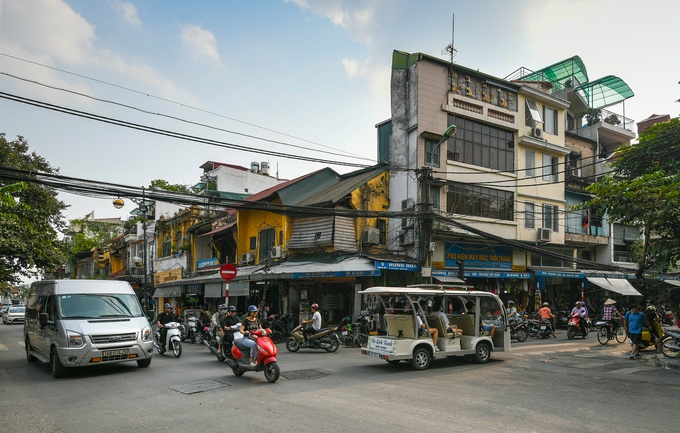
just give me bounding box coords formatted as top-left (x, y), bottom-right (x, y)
top-left (39, 313), bottom-right (48, 327)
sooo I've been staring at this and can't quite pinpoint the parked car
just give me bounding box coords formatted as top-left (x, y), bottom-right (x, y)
top-left (4, 305), bottom-right (26, 324)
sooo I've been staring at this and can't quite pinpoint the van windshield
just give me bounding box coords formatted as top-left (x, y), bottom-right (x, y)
top-left (57, 294), bottom-right (143, 319)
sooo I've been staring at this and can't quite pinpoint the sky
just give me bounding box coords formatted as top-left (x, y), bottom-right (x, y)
top-left (1, 0), bottom-right (679, 224)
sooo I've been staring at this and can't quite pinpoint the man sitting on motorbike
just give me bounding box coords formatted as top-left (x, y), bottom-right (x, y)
top-left (538, 301), bottom-right (557, 338)
top-left (198, 305), bottom-right (212, 334)
top-left (239, 305), bottom-right (264, 366)
top-left (156, 303), bottom-right (175, 348)
top-left (300, 303), bottom-right (322, 347)
top-left (506, 301), bottom-right (518, 327)
top-left (218, 305), bottom-right (239, 360)
top-left (570, 301), bottom-right (588, 337)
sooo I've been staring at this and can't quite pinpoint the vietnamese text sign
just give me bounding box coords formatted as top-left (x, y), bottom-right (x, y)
top-left (445, 243), bottom-right (512, 270)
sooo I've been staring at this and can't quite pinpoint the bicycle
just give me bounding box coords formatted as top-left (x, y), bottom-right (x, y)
top-left (596, 317), bottom-right (626, 345)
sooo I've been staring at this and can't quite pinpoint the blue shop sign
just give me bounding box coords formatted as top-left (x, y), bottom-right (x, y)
top-left (534, 270), bottom-right (584, 279)
top-left (445, 243), bottom-right (512, 270)
top-left (291, 270), bottom-right (381, 279)
top-left (197, 258), bottom-right (218, 270)
top-left (375, 261), bottom-right (420, 271)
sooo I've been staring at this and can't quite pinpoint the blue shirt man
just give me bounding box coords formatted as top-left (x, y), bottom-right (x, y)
top-left (624, 304), bottom-right (649, 359)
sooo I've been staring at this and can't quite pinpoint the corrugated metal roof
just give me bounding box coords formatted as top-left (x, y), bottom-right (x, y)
top-left (297, 167), bottom-right (386, 206)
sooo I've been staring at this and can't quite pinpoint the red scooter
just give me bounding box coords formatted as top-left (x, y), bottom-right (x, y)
top-left (566, 314), bottom-right (589, 339)
top-left (225, 328), bottom-right (280, 383)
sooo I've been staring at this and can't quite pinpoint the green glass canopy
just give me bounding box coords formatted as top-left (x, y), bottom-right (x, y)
top-left (520, 55), bottom-right (588, 88)
top-left (574, 75), bottom-right (634, 109)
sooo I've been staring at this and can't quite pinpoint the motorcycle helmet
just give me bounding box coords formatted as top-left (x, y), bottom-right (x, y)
top-left (311, 303), bottom-right (319, 310)
top-left (228, 305), bottom-right (237, 312)
top-left (647, 305), bottom-right (656, 310)
top-left (248, 305), bottom-right (258, 313)
top-left (164, 303), bottom-right (172, 309)
top-left (543, 302), bottom-right (549, 306)
top-left (508, 300), bottom-right (514, 305)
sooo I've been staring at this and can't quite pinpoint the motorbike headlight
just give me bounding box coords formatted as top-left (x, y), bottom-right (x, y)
top-left (142, 326), bottom-right (152, 341)
top-left (67, 330), bottom-right (85, 347)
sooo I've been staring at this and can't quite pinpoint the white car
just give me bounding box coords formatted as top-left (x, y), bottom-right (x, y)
top-left (4, 306), bottom-right (25, 324)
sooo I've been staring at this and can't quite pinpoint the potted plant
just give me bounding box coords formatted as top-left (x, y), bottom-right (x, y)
top-left (604, 113), bottom-right (621, 126)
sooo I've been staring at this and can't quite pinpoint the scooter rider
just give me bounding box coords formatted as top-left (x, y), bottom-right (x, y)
top-left (570, 301), bottom-right (588, 337)
top-left (218, 305), bottom-right (239, 360)
top-left (301, 303), bottom-right (321, 347)
top-left (506, 301), bottom-right (518, 324)
top-left (156, 303), bottom-right (176, 348)
top-left (198, 305), bottom-right (211, 336)
top-left (239, 305), bottom-right (264, 366)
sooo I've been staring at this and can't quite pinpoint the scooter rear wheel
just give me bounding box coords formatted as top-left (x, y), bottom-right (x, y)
top-left (286, 337), bottom-right (300, 352)
top-left (515, 329), bottom-right (528, 342)
top-left (264, 362), bottom-right (280, 383)
top-left (566, 328), bottom-right (575, 340)
top-left (326, 337), bottom-right (340, 353)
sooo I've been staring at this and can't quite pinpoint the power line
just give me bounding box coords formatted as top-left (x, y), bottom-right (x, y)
top-left (0, 52), bottom-right (369, 161)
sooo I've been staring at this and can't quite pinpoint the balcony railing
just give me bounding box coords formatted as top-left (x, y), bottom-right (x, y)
top-left (569, 107), bottom-right (634, 133)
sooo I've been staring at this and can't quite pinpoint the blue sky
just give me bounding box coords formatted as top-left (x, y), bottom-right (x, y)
top-left (1, 0), bottom-right (679, 222)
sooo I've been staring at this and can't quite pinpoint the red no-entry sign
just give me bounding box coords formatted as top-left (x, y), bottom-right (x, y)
top-left (219, 264), bottom-right (238, 282)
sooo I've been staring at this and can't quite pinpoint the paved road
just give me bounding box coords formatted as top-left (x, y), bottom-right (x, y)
top-left (1, 323), bottom-right (678, 433)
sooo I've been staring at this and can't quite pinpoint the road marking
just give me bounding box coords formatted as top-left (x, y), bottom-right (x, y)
top-left (0, 343), bottom-right (8, 351)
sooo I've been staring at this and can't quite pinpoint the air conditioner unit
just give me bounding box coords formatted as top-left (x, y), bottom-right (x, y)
top-left (537, 228), bottom-right (551, 242)
top-left (532, 127), bottom-right (543, 138)
top-left (240, 252), bottom-right (254, 264)
top-left (570, 167), bottom-right (582, 178)
top-left (270, 246), bottom-right (282, 259)
top-left (364, 227), bottom-right (380, 245)
top-left (399, 230), bottom-right (415, 246)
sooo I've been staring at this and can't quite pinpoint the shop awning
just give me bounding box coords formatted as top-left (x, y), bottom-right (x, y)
top-left (606, 278), bottom-right (642, 296)
top-left (204, 282), bottom-right (225, 298)
top-left (586, 277), bottom-right (642, 297)
top-left (664, 280), bottom-right (680, 288)
top-left (153, 286), bottom-right (182, 298)
top-left (433, 276), bottom-right (466, 284)
top-left (249, 256), bottom-right (379, 280)
top-left (228, 280), bottom-right (250, 297)
top-left (199, 221), bottom-right (236, 237)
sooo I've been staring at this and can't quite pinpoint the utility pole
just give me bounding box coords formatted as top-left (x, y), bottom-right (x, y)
top-left (418, 166), bottom-right (434, 284)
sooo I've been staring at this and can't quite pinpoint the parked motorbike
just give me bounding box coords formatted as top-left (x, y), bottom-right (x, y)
top-left (153, 322), bottom-right (182, 357)
top-left (338, 315), bottom-right (355, 347)
top-left (200, 324), bottom-right (220, 357)
top-left (225, 328), bottom-right (280, 383)
top-left (637, 316), bottom-right (665, 351)
top-left (181, 315), bottom-right (198, 343)
top-left (286, 324), bottom-right (340, 353)
top-left (508, 317), bottom-right (528, 342)
top-left (535, 318), bottom-right (554, 339)
top-left (566, 315), bottom-right (589, 339)
top-left (661, 329), bottom-right (680, 359)
top-left (556, 310), bottom-right (571, 329)
top-left (353, 310), bottom-right (372, 347)
top-left (262, 313), bottom-right (292, 343)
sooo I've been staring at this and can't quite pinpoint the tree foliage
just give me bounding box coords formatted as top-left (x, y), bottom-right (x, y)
top-left (0, 134), bottom-right (68, 284)
top-left (585, 118), bottom-right (680, 277)
top-left (149, 179), bottom-right (193, 193)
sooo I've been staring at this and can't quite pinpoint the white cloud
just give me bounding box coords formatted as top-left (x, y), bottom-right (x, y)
top-left (112, 1), bottom-right (141, 28)
top-left (287, 0), bottom-right (377, 44)
top-left (341, 58), bottom-right (361, 77)
top-left (180, 24), bottom-right (220, 63)
top-left (1, 0), bottom-right (192, 104)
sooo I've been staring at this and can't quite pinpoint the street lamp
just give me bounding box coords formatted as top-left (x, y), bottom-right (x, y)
top-left (113, 187), bottom-right (150, 318)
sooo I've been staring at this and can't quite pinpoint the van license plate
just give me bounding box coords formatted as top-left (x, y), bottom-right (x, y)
top-left (103, 349), bottom-right (129, 357)
top-left (342, 331), bottom-right (348, 335)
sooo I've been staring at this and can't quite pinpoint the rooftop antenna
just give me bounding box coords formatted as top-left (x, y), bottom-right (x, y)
top-left (440, 13), bottom-right (457, 91)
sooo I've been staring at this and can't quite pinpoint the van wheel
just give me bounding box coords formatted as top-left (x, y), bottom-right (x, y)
top-left (410, 347), bottom-right (432, 370)
top-left (137, 358), bottom-right (151, 368)
top-left (50, 348), bottom-right (67, 378)
top-left (474, 342), bottom-right (491, 364)
top-left (25, 337), bottom-right (37, 362)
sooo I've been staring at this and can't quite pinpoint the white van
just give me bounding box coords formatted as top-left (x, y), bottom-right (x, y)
top-left (24, 280), bottom-right (154, 378)
top-left (359, 285), bottom-right (510, 370)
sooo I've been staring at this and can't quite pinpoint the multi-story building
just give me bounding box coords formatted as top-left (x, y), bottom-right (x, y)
top-left (380, 50), bottom-right (639, 311)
